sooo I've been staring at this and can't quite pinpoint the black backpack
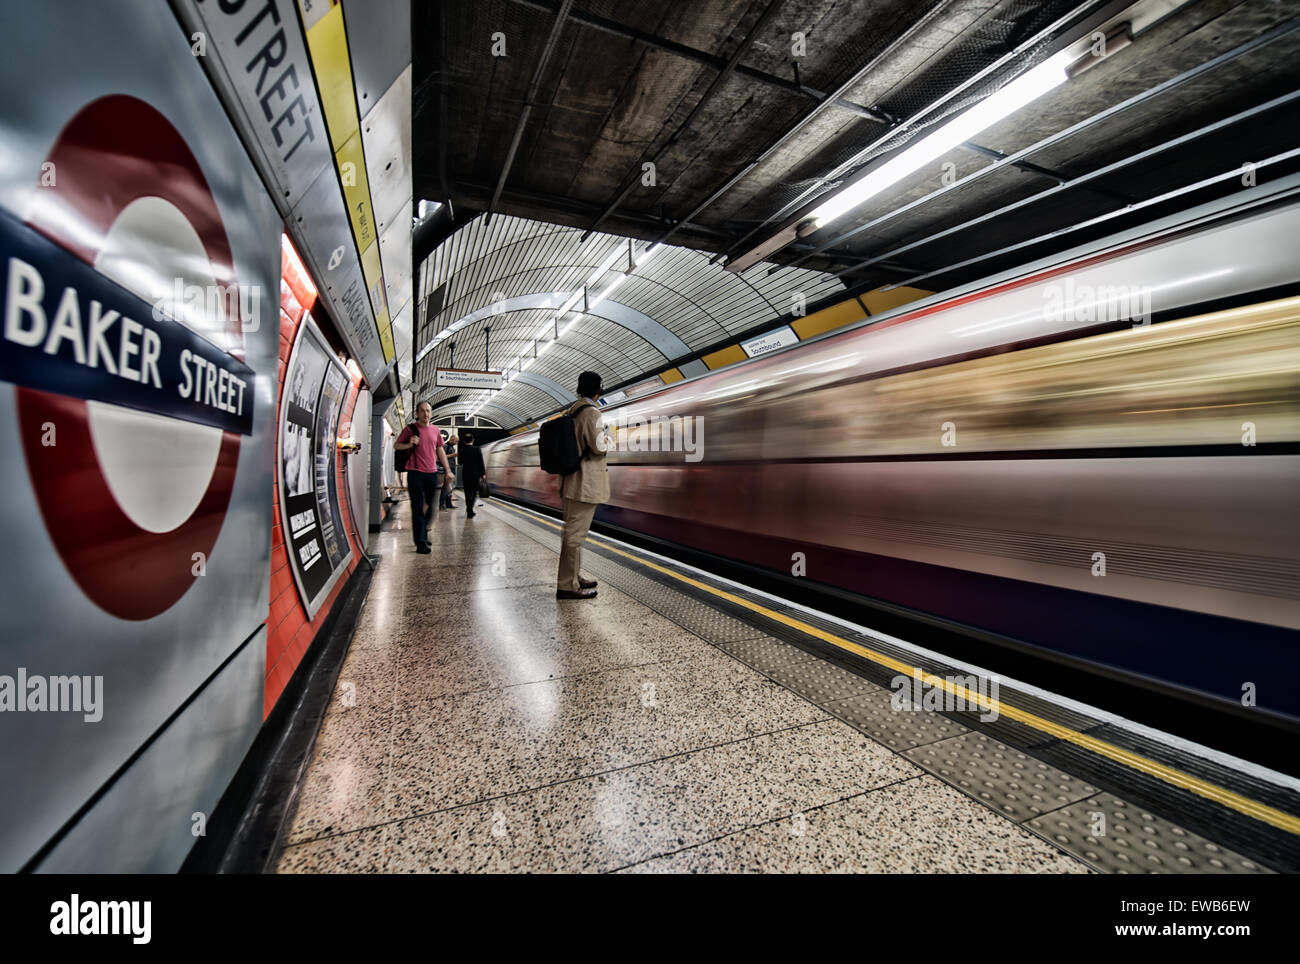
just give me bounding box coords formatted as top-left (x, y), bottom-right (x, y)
top-left (538, 401), bottom-right (593, 475)
top-left (395, 423), bottom-right (420, 472)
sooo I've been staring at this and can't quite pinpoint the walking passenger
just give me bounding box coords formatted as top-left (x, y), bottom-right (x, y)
top-left (441, 432), bottom-right (459, 509)
top-left (459, 432), bottom-right (487, 518)
top-left (556, 371), bottom-right (608, 600)
top-left (394, 402), bottom-right (453, 554)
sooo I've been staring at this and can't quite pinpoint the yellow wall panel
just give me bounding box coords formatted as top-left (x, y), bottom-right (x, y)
top-left (305, 4), bottom-right (358, 152)
top-left (861, 285), bottom-right (933, 316)
top-left (336, 133), bottom-right (377, 251)
top-left (791, 299), bottom-right (867, 339)
top-left (702, 344), bottom-right (748, 369)
top-left (377, 310), bottom-right (395, 362)
top-left (659, 368), bottom-right (684, 384)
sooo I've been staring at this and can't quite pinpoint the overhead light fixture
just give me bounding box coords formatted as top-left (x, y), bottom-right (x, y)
top-left (1067, 23), bottom-right (1132, 77)
top-left (587, 274), bottom-right (625, 311)
top-left (588, 244), bottom-right (627, 283)
top-left (456, 240), bottom-right (662, 418)
top-left (726, 49), bottom-right (1074, 274)
top-left (587, 242), bottom-right (659, 311)
top-left (635, 243), bottom-right (663, 267)
top-left (528, 241), bottom-right (660, 343)
top-left (806, 50), bottom-right (1073, 231)
top-left (555, 289), bottom-right (583, 315)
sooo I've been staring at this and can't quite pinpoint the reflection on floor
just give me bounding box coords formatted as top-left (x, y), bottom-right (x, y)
top-left (275, 500), bottom-right (1088, 873)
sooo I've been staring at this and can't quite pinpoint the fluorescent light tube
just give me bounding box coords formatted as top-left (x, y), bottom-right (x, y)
top-left (588, 274), bottom-right (626, 310)
top-left (635, 243), bottom-right (662, 267)
top-left (808, 50), bottom-right (1072, 229)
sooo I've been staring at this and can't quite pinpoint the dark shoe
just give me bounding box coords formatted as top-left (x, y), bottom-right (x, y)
top-left (416, 545), bottom-right (432, 554)
top-left (579, 577), bottom-right (597, 589)
top-left (556, 588), bottom-right (597, 600)
top-left (467, 511), bottom-right (476, 518)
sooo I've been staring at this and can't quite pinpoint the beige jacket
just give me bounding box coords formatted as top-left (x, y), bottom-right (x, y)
top-left (560, 399), bottom-right (610, 503)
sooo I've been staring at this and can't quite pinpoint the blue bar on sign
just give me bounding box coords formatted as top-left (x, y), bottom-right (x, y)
top-left (0, 207), bottom-right (255, 436)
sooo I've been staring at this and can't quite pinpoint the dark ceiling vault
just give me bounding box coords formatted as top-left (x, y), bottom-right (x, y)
top-left (408, 0), bottom-right (1300, 429)
top-left (414, 0), bottom-right (1300, 289)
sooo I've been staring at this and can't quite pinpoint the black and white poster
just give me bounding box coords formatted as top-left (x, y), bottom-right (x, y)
top-left (315, 362), bottom-right (349, 572)
top-left (279, 314), bottom-right (353, 617)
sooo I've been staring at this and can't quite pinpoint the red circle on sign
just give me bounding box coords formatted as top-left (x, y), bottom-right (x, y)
top-left (17, 95), bottom-right (246, 621)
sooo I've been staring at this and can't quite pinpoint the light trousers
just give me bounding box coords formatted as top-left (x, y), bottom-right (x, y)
top-left (557, 498), bottom-right (598, 590)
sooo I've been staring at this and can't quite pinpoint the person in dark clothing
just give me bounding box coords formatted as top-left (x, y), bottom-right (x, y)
top-left (440, 433), bottom-right (459, 509)
top-left (459, 432), bottom-right (487, 518)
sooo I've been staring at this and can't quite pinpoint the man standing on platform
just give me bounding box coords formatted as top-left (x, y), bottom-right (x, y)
top-left (556, 371), bottom-right (609, 600)
top-left (394, 401), bottom-right (453, 554)
top-left (459, 432), bottom-right (487, 519)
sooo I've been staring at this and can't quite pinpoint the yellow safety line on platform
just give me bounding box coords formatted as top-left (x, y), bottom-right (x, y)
top-left (493, 500), bottom-right (1300, 837)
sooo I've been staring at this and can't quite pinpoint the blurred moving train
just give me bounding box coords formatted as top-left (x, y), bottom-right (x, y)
top-left (485, 186), bottom-right (1300, 725)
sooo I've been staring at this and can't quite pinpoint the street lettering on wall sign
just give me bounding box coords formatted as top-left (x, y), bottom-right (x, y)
top-left (0, 211), bottom-right (254, 436)
top-left (209, 0), bottom-right (318, 165)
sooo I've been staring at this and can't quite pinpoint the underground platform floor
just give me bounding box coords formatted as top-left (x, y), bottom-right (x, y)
top-left (273, 499), bottom-right (1286, 874)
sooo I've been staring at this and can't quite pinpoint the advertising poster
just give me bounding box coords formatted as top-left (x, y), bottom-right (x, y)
top-left (344, 388), bottom-right (372, 549)
top-left (280, 315), bottom-right (353, 617)
top-left (316, 362), bottom-right (349, 571)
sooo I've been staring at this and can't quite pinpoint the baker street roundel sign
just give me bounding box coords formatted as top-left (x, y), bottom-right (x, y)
top-left (2, 95), bottom-right (256, 620)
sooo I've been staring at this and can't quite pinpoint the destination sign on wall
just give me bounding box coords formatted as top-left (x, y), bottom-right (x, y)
top-left (435, 368), bottom-right (504, 390)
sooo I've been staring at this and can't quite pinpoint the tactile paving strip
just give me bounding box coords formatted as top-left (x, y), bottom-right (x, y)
top-left (716, 634), bottom-right (817, 668)
top-left (1029, 725), bottom-right (1300, 873)
top-left (495, 510), bottom-right (560, 549)
top-left (591, 558), bottom-right (773, 643)
top-left (806, 619), bottom-right (1105, 740)
top-left (966, 688), bottom-right (1106, 750)
top-left (491, 508), bottom-right (778, 645)
top-left (751, 649), bottom-right (885, 706)
top-left (1026, 793), bottom-right (1271, 874)
top-left (904, 731), bottom-right (1100, 823)
top-left (485, 502), bottom-right (1294, 873)
top-left (825, 688), bottom-right (971, 752)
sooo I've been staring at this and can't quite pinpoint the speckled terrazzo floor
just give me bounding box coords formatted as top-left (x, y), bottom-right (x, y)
top-left (274, 501), bottom-right (1090, 874)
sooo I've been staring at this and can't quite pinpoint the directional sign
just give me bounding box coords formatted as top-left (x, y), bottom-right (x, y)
top-left (740, 324), bottom-right (799, 358)
top-left (436, 367), bottom-right (504, 390)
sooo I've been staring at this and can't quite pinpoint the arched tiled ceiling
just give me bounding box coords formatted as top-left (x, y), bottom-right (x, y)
top-left (430, 397), bottom-right (521, 425)
top-left (414, 291), bottom-right (691, 363)
top-left (408, 212), bottom-right (844, 426)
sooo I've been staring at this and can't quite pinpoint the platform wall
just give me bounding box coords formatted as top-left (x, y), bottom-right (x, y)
top-left (0, 1), bottom-right (374, 871)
